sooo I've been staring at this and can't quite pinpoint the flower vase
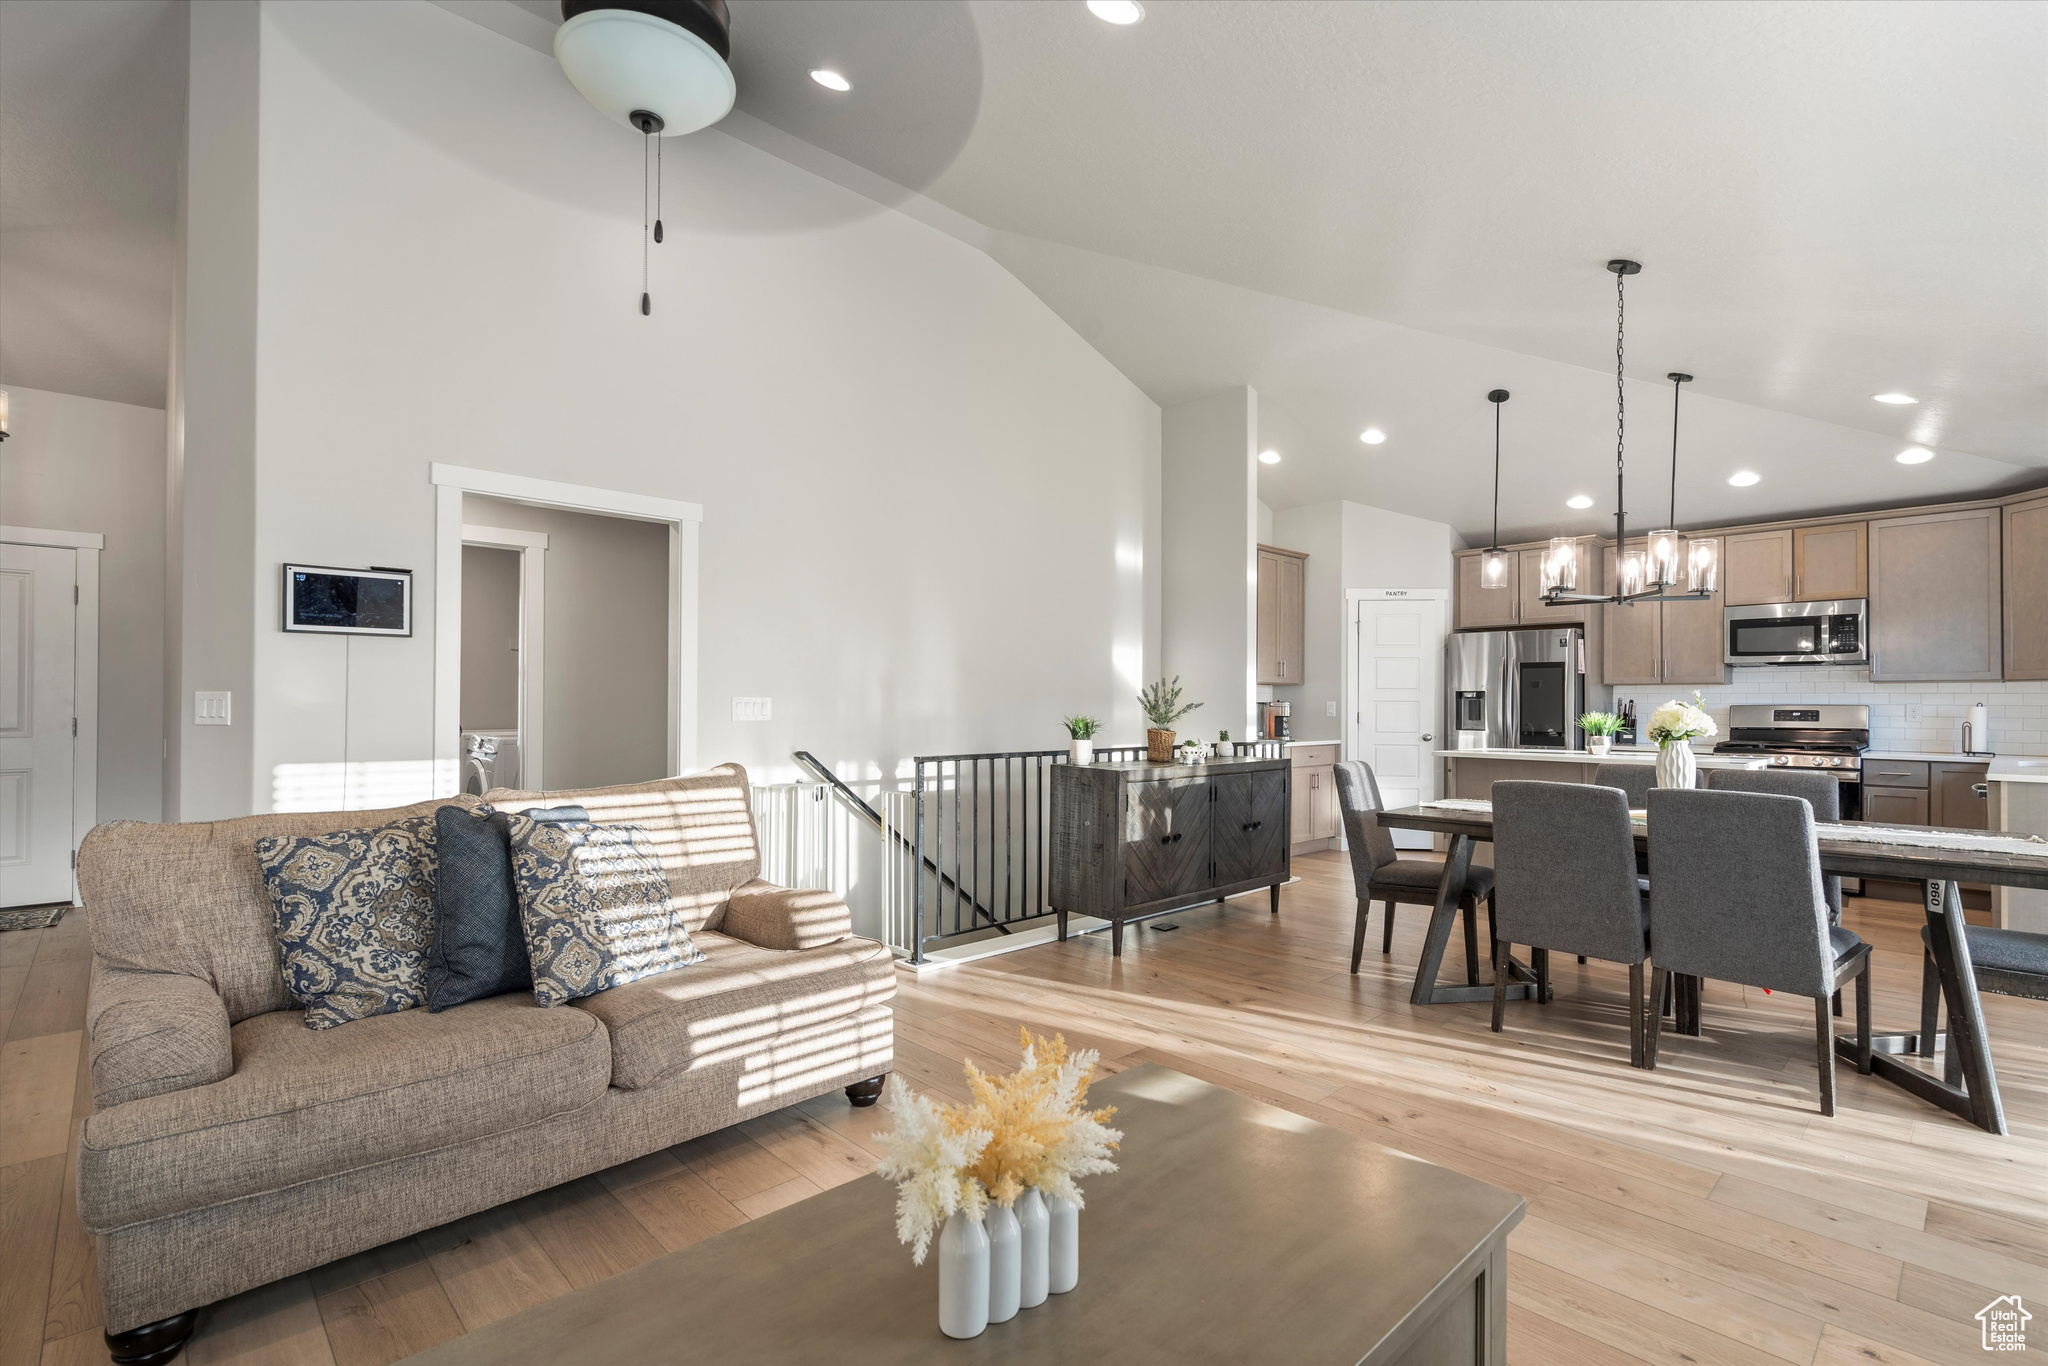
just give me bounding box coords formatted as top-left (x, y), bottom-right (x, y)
top-left (1656, 741), bottom-right (1696, 790)
top-left (937, 1211), bottom-right (990, 1339)
top-left (987, 1202), bottom-right (1022, 1324)
top-left (1017, 1188), bottom-right (1049, 1308)
top-left (1587, 734), bottom-right (1612, 757)
top-left (1069, 738), bottom-right (1094, 766)
top-left (1047, 1192), bottom-right (1080, 1294)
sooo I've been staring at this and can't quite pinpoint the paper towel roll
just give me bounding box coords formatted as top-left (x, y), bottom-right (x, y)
top-left (1967, 702), bottom-right (1989, 754)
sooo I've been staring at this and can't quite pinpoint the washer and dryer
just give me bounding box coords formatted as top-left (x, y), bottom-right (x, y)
top-left (461, 730), bottom-right (521, 796)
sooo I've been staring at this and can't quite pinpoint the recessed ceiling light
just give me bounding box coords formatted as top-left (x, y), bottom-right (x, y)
top-left (1727, 470), bottom-right (1761, 487)
top-left (1086, 0), bottom-right (1145, 23)
top-left (1258, 449), bottom-right (1281, 465)
top-left (1566, 495), bottom-right (1594, 509)
top-left (1872, 393), bottom-right (1918, 405)
top-left (810, 69), bottom-right (851, 92)
top-left (1896, 447), bottom-right (1935, 465)
top-left (1359, 428), bottom-right (1386, 445)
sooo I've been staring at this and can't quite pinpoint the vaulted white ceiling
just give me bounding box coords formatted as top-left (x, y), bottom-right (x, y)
top-left (6, 0), bottom-right (2043, 544)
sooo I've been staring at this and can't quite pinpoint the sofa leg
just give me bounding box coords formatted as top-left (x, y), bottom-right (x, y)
top-left (844, 1075), bottom-right (887, 1108)
top-left (106, 1311), bottom-right (199, 1365)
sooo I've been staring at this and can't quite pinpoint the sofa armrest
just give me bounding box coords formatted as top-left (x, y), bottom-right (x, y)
top-left (86, 961), bottom-right (233, 1110)
top-left (719, 879), bottom-right (853, 951)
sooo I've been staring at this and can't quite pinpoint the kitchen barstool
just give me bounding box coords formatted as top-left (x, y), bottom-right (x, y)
top-left (1489, 781), bottom-right (1652, 1067)
top-left (1646, 788), bottom-right (1873, 1114)
top-left (1333, 761), bottom-right (1494, 980)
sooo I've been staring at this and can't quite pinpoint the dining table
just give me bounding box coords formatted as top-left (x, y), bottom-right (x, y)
top-left (1378, 799), bottom-right (2048, 1136)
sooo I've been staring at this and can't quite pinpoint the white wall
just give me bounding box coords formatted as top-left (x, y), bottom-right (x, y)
top-left (458, 544), bottom-right (520, 732)
top-left (464, 496), bottom-right (670, 790)
top-left (1257, 499), bottom-right (1273, 545)
top-left (1161, 387), bottom-right (1257, 739)
top-left (0, 384), bottom-right (167, 821)
top-left (213, 0), bottom-right (1158, 816)
top-left (1268, 499), bottom-right (1462, 742)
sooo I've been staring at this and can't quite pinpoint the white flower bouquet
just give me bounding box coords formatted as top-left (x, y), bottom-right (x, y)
top-left (1646, 693), bottom-right (1717, 746)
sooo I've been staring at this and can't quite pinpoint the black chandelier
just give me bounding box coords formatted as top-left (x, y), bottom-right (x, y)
top-left (1539, 260), bottom-right (1718, 606)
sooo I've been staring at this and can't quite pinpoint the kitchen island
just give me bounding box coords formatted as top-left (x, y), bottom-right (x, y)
top-left (1438, 746), bottom-right (1767, 797)
top-left (1989, 755), bottom-right (2048, 932)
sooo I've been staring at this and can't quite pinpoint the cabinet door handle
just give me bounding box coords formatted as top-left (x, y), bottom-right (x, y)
top-left (1173, 831), bottom-right (1184, 843)
top-left (1875, 771), bottom-right (1915, 779)
top-left (1160, 834), bottom-right (1172, 846)
top-left (1973, 783), bottom-right (1989, 798)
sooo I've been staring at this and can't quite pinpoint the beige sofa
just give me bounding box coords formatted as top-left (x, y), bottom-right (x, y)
top-left (75, 765), bottom-right (895, 1364)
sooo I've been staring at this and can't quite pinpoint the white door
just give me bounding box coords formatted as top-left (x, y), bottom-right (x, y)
top-left (1353, 592), bottom-right (1445, 851)
top-left (0, 544), bottom-right (78, 907)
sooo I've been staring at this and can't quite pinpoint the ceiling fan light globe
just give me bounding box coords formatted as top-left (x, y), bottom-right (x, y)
top-left (555, 8), bottom-right (736, 136)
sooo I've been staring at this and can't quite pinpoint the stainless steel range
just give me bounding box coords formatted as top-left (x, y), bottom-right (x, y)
top-left (1712, 704), bottom-right (1870, 819)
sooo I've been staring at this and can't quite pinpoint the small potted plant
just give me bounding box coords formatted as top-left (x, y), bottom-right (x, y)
top-left (1062, 715), bottom-right (1100, 766)
top-left (1137, 677), bottom-right (1201, 763)
top-left (1577, 711), bottom-right (1624, 757)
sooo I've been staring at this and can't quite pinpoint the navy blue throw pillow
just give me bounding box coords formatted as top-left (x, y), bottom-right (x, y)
top-left (426, 803), bottom-right (589, 1011)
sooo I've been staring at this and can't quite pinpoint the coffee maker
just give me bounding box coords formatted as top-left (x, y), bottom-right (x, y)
top-left (1260, 700), bottom-right (1291, 741)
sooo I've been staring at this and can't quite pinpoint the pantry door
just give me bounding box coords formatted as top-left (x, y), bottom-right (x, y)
top-left (1351, 590), bottom-right (1445, 851)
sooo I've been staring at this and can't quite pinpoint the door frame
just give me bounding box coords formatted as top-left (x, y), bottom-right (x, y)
top-left (459, 524), bottom-right (548, 791)
top-left (431, 464), bottom-right (702, 794)
top-left (1344, 588), bottom-right (1448, 850)
top-left (2, 524), bottom-right (102, 903)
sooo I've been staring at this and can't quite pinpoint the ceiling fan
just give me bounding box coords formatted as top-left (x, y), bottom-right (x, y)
top-left (553, 0), bottom-right (736, 313)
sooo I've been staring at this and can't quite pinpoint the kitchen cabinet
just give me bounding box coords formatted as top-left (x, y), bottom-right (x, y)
top-left (2005, 495), bottom-right (2048, 680)
top-left (1453, 550), bottom-right (1520, 630)
top-left (1931, 762), bottom-right (1992, 831)
top-left (1256, 545), bottom-right (1307, 685)
top-left (1793, 522), bottom-right (1867, 602)
top-left (1724, 529), bottom-right (1794, 606)
top-left (1049, 756), bottom-right (1292, 956)
top-left (1289, 743), bottom-right (1341, 847)
top-left (1869, 508), bottom-right (2002, 681)
top-left (1598, 538), bottom-right (1726, 686)
top-left (1863, 786), bottom-right (1930, 826)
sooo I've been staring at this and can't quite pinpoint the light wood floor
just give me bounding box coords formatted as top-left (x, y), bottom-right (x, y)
top-left (7, 851), bottom-right (2048, 1365)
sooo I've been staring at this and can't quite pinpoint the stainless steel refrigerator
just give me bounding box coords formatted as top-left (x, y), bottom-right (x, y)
top-left (1446, 628), bottom-right (1591, 751)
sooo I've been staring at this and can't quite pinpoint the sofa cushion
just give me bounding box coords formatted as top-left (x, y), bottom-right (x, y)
top-left (77, 993), bottom-right (609, 1231)
top-left (571, 930), bottom-right (896, 1091)
top-left (484, 765), bottom-right (760, 933)
top-left (257, 813), bottom-right (441, 1029)
top-left (506, 815), bottom-right (706, 1006)
top-left (80, 796), bottom-right (481, 1024)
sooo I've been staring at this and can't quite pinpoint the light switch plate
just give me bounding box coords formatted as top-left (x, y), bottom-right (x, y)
top-left (1326, 701), bottom-right (1338, 717)
top-left (194, 691), bottom-right (232, 726)
top-left (732, 696), bottom-right (773, 722)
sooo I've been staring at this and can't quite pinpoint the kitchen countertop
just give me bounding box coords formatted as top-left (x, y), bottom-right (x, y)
top-left (1989, 755), bottom-right (2048, 786)
top-left (1438, 747), bottom-right (1769, 769)
top-left (1864, 750), bottom-right (1997, 763)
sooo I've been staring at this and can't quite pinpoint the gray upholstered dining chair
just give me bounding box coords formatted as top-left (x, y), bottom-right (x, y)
top-left (1333, 761), bottom-right (1494, 980)
top-left (1645, 788), bottom-right (1873, 1115)
top-left (1706, 767), bottom-right (1848, 1018)
top-left (1918, 925), bottom-right (2048, 1085)
top-left (1591, 762), bottom-right (1655, 808)
top-left (1489, 781), bottom-right (1653, 1066)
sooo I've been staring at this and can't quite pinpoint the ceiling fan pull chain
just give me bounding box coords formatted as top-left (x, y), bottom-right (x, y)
top-left (654, 135), bottom-right (664, 244)
top-left (641, 121), bottom-right (651, 315)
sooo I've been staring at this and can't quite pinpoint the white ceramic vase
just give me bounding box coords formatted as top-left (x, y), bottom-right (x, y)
top-left (937, 1210), bottom-right (990, 1339)
top-left (1017, 1187), bottom-right (1049, 1309)
top-left (986, 1201), bottom-right (1021, 1324)
top-left (1069, 738), bottom-right (1094, 766)
top-left (1587, 735), bottom-right (1612, 757)
top-left (1047, 1192), bottom-right (1080, 1294)
top-left (1656, 740), bottom-right (1696, 790)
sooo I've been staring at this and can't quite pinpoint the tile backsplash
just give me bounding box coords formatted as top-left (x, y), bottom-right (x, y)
top-left (1610, 668), bottom-right (2048, 756)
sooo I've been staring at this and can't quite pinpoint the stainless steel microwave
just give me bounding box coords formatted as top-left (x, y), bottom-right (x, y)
top-left (1724, 599), bottom-right (1866, 666)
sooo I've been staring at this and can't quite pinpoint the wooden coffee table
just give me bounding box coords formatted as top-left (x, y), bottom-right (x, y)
top-left (402, 1063), bottom-right (1525, 1366)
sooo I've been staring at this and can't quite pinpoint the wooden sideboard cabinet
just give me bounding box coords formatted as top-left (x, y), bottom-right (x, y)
top-left (1050, 756), bottom-right (1291, 955)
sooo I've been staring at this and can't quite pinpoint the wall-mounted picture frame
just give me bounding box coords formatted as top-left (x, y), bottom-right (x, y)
top-left (282, 564), bottom-right (413, 636)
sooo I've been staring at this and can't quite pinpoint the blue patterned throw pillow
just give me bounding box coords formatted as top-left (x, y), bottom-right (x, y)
top-left (504, 815), bottom-right (703, 1006)
top-left (256, 814), bottom-right (439, 1030)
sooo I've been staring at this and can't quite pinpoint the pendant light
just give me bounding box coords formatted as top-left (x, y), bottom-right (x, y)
top-left (555, 1), bottom-right (735, 314)
top-left (1543, 260), bottom-right (1711, 607)
top-left (1479, 389), bottom-right (1511, 589)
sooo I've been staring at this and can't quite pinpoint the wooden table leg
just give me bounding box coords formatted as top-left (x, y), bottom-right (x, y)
top-left (1411, 834), bottom-right (1533, 1006)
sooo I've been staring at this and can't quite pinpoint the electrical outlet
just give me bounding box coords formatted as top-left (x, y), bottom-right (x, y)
top-left (1905, 703), bottom-right (1923, 723)
top-left (194, 691), bottom-right (232, 726)
top-left (1326, 700), bottom-right (1338, 717)
top-left (732, 696), bottom-right (772, 723)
